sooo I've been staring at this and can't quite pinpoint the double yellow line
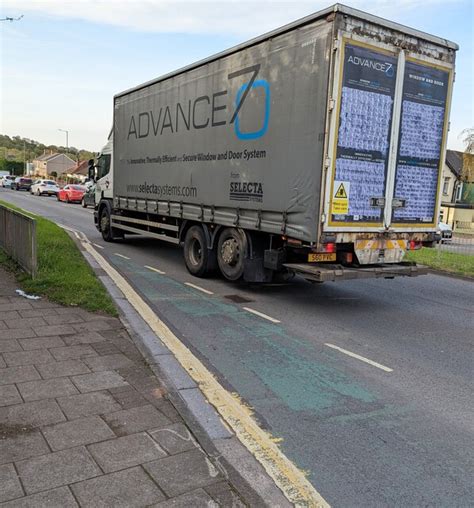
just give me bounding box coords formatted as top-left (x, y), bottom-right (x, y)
top-left (83, 241), bottom-right (329, 507)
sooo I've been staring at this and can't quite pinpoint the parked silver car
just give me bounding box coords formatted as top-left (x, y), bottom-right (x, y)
top-left (1, 175), bottom-right (16, 188)
top-left (30, 179), bottom-right (60, 196)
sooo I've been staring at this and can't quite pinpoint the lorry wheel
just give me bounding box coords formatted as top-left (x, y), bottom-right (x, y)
top-left (183, 226), bottom-right (211, 277)
top-left (100, 205), bottom-right (115, 242)
top-left (217, 228), bottom-right (247, 281)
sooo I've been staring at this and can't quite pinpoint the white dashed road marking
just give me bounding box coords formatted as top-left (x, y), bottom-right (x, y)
top-left (325, 343), bottom-right (393, 372)
top-left (144, 265), bottom-right (166, 275)
top-left (93, 243), bottom-right (104, 249)
top-left (114, 253), bottom-right (130, 260)
top-left (184, 282), bottom-right (214, 295)
top-left (243, 307), bottom-right (281, 323)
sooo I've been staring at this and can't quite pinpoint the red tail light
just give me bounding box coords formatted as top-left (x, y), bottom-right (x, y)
top-left (325, 242), bottom-right (335, 253)
top-left (409, 240), bottom-right (422, 250)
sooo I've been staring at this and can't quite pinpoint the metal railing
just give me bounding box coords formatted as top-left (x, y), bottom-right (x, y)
top-left (437, 233), bottom-right (474, 257)
top-left (0, 204), bottom-right (37, 277)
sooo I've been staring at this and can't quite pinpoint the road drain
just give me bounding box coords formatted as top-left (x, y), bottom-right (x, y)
top-left (224, 294), bottom-right (253, 303)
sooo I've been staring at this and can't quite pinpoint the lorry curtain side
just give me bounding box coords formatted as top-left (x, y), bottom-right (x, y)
top-left (114, 18), bottom-right (333, 244)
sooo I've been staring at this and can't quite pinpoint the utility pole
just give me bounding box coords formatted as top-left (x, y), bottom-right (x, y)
top-left (58, 129), bottom-right (69, 155)
top-left (58, 129), bottom-right (71, 178)
top-left (23, 140), bottom-right (26, 175)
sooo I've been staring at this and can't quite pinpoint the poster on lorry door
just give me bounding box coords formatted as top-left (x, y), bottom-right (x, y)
top-left (330, 41), bottom-right (398, 225)
top-left (392, 60), bottom-right (450, 224)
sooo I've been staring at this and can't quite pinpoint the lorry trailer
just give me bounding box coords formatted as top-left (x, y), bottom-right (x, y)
top-left (93, 3), bottom-right (457, 283)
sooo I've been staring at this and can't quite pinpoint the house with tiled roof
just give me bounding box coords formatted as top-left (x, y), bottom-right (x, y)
top-left (61, 160), bottom-right (89, 182)
top-left (440, 150), bottom-right (474, 232)
top-left (32, 152), bottom-right (76, 178)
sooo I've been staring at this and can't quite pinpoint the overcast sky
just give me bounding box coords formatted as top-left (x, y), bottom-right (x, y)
top-left (1, 0), bottom-right (472, 152)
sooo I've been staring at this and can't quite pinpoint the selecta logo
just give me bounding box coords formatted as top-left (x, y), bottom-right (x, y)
top-left (127, 64), bottom-right (270, 141)
top-left (347, 55), bottom-right (394, 77)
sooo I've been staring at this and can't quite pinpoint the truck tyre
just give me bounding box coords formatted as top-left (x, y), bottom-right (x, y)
top-left (217, 228), bottom-right (247, 281)
top-left (99, 202), bottom-right (120, 242)
top-left (183, 225), bottom-right (211, 277)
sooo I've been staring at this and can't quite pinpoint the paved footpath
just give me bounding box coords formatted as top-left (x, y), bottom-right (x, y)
top-left (0, 267), bottom-right (246, 507)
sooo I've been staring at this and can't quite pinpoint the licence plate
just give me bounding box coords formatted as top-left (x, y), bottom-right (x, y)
top-left (308, 253), bottom-right (336, 263)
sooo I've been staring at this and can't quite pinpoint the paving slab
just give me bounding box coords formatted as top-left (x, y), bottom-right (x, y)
top-left (0, 430), bottom-right (50, 465)
top-left (71, 466), bottom-right (166, 507)
top-left (43, 315), bottom-right (85, 325)
top-left (0, 328), bottom-right (36, 340)
top-left (83, 353), bottom-right (134, 372)
top-left (16, 446), bottom-right (100, 494)
top-left (49, 345), bottom-right (98, 361)
top-left (18, 336), bottom-right (65, 351)
top-left (0, 486), bottom-right (78, 508)
top-left (152, 488), bottom-right (217, 507)
top-left (0, 355), bottom-right (6, 368)
top-left (3, 350), bottom-right (55, 367)
top-left (205, 481), bottom-right (247, 507)
top-left (88, 432), bottom-right (167, 473)
top-left (36, 359), bottom-right (90, 379)
top-left (0, 340), bottom-right (22, 354)
top-left (57, 391), bottom-right (121, 419)
top-left (149, 422), bottom-right (198, 455)
top-left (42, 415), bottom-right (115, 451)
top-left (62, 331), bottom-right (107, 345)
top-left (0, 311), bottom-right (21, 320)
top-left (4, 317), bottom-right (46, 329)
top-left (0, 302), bottom-right (32, 313)
top-left (33, 325), bottom-right (76, 337)
top-left (71, 370), bottom-right (128, 392)
top-left (18, 308), bottom-right (59, 318)
top-left (17, 378), bottom-right (79, 402)
top-left (103, 404), bottom-right (171, 436)
top-left (144, 448), bottom-right (221, 497)
top-left (0, 399), bottom-right (65, 428)
top-left (0, 463), bottom-right (23, 503)
top-left (0, 366), bottom-right (40, 386)
top-left (108, 385), bottom-right (149, 410)
top-left (0, 385), bottom-right (22, 407)
top-left (72, 321), bottom-right (115, 333)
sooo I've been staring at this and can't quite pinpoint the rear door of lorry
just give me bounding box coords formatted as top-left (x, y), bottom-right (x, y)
top-left (322, 8), bottom-right (456, 238)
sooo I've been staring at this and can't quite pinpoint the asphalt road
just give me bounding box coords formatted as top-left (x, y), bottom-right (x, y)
top-left (2, 188), bottom-right (473, 507)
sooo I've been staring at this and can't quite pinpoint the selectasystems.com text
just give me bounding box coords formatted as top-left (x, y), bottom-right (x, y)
top-left (128, 148), bottom-right (267, 165)
top-left (126, 182), bottom-right (197, 198)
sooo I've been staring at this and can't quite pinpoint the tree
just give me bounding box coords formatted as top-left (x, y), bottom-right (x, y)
top-left (461, 128), bottom-right (474, 183)
top-left (461, 128), bottom-right (474, 152)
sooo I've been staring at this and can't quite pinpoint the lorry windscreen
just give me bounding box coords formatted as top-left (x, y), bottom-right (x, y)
top-left (97, 154), bottom-right (111, 180)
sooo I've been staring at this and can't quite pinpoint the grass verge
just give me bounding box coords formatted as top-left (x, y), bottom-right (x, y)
top-left (405, 247), bottom-right (474, 278)
top-left (0, 200), bottom-right (117, 315)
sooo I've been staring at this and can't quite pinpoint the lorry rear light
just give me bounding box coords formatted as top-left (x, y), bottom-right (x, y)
top-left (341, 252), bottom-right (353, 263)
top-left (325, 242), bottom-right (336, 253)
top-left (409, 240), bottom-right (422, 250)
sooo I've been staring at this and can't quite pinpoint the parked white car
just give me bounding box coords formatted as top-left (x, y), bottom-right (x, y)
top-left (436, 222), bottom-right (453, 242)
top-left (30, 179), bottom-right (60, 196)
top-left (1, 175), bottom-right (16, 188)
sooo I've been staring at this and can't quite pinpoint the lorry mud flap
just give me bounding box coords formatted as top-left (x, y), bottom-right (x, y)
top-left (283, 262), bottom-right (428, 283)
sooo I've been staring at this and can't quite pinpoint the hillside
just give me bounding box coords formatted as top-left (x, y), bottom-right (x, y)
top-left (0, 134), bottom-right (94, 166)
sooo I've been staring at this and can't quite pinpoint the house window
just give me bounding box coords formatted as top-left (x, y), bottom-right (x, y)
top-left (443, 177), bottom-right (450, 195)
top-left (455, 183), bottom-right (463, 202)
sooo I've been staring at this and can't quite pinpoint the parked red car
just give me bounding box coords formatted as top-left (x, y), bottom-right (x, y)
top-left (57, 185), bottom-right (86, 203)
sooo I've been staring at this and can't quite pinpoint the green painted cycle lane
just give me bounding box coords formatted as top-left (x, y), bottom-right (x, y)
top-left (108, 255), bottom-right (469, 507)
